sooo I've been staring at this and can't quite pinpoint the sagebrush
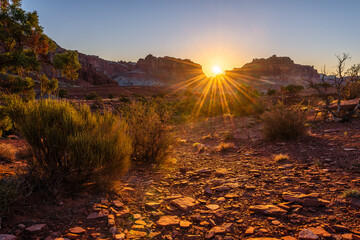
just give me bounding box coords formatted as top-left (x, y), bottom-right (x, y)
top-left (5, 97), bottom-right (132, 190)
top-left (262, 104), bottom-right (307, 141)
top-left (0, 175), bottom-right (31, 214)
top-left (124, 101), bottom-right (175, 164)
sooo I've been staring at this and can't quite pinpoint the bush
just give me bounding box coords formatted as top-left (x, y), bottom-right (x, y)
top-left (0, 111), bottom-right (12, 137)
top-left (342, 80), bottom-right (360, 100)
top-left (0, 175), bottom-right (31, 214)
top-left (118, 95), bottom-right (130, 103)
top-left (5, 97), bottom-right (132, 190)
top-left (58, 88), bottom-right (69, 98)
top-left (125, 101), bottom-right (175, 164)
top-left (222, 131), bottom-right (234, 141)
top-left (85, 91), bottom-right (101, 100)
top-left (262, 104), bottom-right (307, 141)
top-left (273, 153), bottom-right (290, 163)
top-left (215, 142), bottom-right (236, 153)
top-left (280, 84), bottom-right (304, 94)
top-left (343, 189), bottom-right (360, 199)
top-left (267, 89), bottom-right (277, 96)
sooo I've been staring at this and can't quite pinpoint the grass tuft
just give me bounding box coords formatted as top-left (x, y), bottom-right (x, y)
top-left (273, 153), bottom-right (290, 163)
top-left (343, 189), bottom-right (360, 199)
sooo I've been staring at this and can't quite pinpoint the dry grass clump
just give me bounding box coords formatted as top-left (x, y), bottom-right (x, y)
top-left (262, 104), bottom-right (307, 141)
top-left (273, 153), bottom-right (290, 163)
top-left (222, 131), bottom-right (235, 141)
top-left (343, 189), bottom-right (360, 199)
top-left (215, 142), bottom-right (236, 153)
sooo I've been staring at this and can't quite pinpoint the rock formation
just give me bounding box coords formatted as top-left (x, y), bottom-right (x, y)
top-left (41, 48), bottom-right (319, 90)
top-left (225, 55), bottom-right (319, 91)
top-left (77, 53), bottom-right (135, 85)
top-left (135, 54), bottom-right (206, 84)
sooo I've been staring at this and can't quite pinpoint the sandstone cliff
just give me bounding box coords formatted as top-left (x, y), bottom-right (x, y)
top-left (41, 48), bottom-right (319, 90)
top-left (135, 54), bottom-right (206, 84)
top-left (77, 53), bottom-right (135, 85)
top-left (42, 50), bottom-right (206, 87)
top-left (225, 55), bottom-right (319, 91)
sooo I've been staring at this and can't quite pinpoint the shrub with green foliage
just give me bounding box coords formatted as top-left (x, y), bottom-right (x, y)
top-left (58, 88), bottom-right (69, 98)
top-left (53, 51), bottom-right (81, 80)
top-left (124, 101), bottom-right (175, 164)
top-left (342, 80), bottom-right (360, 100)
top-left (85, 91), bottom-right (101, 100)
top-left (0, 106), bottom-right (13, 137)
top-left (267, 88), bottom-right (277, 96)
top-left (1, 75), bottom-right (35, 102)
top-left (262, 104), bottom-right (307, 141)
top-left (0, 175), bottom-right (32, 214)
top-left (5, 97), bottom-right (132, 190)
top-left (39, 74), bottom-right (58, 96)
top-left (280, 84), bottom-right (304, 94)
top-left (0, 0), bottom-right (80, 100)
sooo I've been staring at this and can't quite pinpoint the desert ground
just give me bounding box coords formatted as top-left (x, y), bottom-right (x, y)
top-left (1, 110), bottom-right (359, 240)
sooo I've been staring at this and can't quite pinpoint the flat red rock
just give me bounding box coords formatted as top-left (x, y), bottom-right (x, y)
top-left (156, 216), bottom-right (179, 227)
top-left (249, 205), bottom-right (287, 216)
top-left (171, 197), bottom-right (198, 211)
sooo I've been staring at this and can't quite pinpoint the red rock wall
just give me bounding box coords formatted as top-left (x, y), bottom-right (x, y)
top-left (225, 55), bottom-right (319, 91)
top-left (136, 54), bottom-right (207, 84)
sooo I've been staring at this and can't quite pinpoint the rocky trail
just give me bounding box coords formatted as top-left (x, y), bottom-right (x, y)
top-left (1, 117), bottom-right (360, 240)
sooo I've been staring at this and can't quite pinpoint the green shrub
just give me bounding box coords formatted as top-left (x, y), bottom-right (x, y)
top-left (58, 88), bottom-right (69, 98)
top-left (267, 88), bottom-right (277, 96)
top-left (1, 75), bottom-right (35, 102)
top-left (118, 95), bottom-right (130, 103)
top-left (125, 101), bottom-right (175, 164)
top-left (280, 84), bottom-right (304, 94)
top-left (5, 97), bottom-right (132, 190)
top-left (0, 175), bottom-right (31, 214)
top-left (342, 80), bottom-right (360, 100)
top-left (108, 93), bottom-right (115, 99)
top-left (0, 111), bottom-right (12, 137)
top-left (85, 91), bottom-right (101, 100)
top-left (262, 104), bottom-right (307, 141)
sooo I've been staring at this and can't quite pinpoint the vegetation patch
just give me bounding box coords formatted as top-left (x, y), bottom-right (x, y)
top-left (124, 101), bottom-right (175, 164)
top-left (262, 104), bottom-right (307, 141)
top-left (343, 189), bottom-right (360, 199)
top-left (5, 97), bottom-right (132, 191)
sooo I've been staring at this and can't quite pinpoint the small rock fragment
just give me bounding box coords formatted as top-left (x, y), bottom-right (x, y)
top-left (26, 224), bottom-right (46, 232)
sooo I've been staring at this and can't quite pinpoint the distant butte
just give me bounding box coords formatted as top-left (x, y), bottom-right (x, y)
top-left (41, 46), bottom-right (319, 91)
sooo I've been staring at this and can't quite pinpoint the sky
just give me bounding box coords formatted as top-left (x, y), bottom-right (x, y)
top-left (22, 0), bottom-right (360, 77)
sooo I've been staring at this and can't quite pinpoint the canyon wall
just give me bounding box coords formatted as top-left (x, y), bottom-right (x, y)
top-left (225, 55), bottom-right (319, 91)
top-left (42, 49), bottom-right (319, 90)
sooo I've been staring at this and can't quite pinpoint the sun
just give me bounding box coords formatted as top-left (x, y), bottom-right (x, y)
top-left (212, 65), bottom-right (223, 75)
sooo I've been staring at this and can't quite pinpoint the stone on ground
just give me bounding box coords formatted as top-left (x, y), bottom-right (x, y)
top-left (156, 216), bottom-right (180, 227)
